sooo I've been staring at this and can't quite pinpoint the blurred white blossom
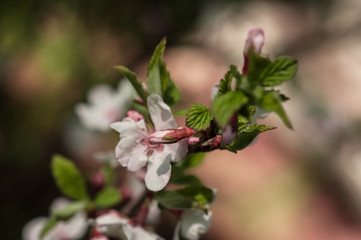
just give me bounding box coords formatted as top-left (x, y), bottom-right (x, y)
top-left (75, 79), bottom-right (133, 132)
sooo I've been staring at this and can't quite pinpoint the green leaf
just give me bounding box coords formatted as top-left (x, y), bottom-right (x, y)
top-left (229, 123), bottom-right (276, 150)
top-left (101, 164), bottom-right (116, 187)
top-left (163, 78), bottom-right (181, 108)
top-left (216, 70), bottom-right (233, 98)
top-left (177, 186), bottom-right (214, 208)
top-left (173, 109), bottom-right (188, 116)
top-left (170, 173), bottom-right (202, 185)
top-left (155, 190), bottom-right (194, 210)
top-left (247, 51), bottom-right (271, 87)
top-left (39, 218), bottom-right (58, 239)
top-left (155, 185), bottom-right (214, 210)
top-left (147, 38), bottom-right (168, 96)
top-left (94, 187), bottom-right (122, 208)
top-left (51, 155), bottom-right (88, 200)
top-left (186, 104), bottom-right (212, 130)
top-left (176, 152), bottom-right (205, 169)
top-left (212, 91), bottom-right (249, 128)
top-left (260, 57), bottom-right (298, 86)
top-left (51, 201), bottom-right (87, 220)
top-left (261, 90), bottom-right (293, 129)
top-left (114, 66), bottom-right (148, 103)
top-left (131, 101), bottom-right (151, 122)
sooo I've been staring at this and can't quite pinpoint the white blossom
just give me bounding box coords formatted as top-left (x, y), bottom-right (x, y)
top-left (75, 79), bottom-right (133, 132)
top-left (22, 198), bottom-right (87, 240)
top-left (93, 211), bottom-right (163, 240)
top-left (111, 94), bottom-right (188, 191)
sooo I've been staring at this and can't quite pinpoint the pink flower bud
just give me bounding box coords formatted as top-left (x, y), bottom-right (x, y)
top-left (92, 171), bottom-right (106, 193)
top-left (188, 136), bottom-right (202, 145)
top-left (149, 127), bottom-right (195, 144)
top-left (243, 28), bottom-right (265, 74)
top-left (244, 28), bottom-right (265, 54)
top-left (127, 110), bottom-right (144, 121)
top-left (133, 204), bottom-right (149, 227)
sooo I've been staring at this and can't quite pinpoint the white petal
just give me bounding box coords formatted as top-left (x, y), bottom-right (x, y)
top-left (166, 139), bottom-right (188, 163)
top-left (50, 197), bottom-right (70, 211)
top-left (63, 211), bottom-right (88, 239)
top-left (172, 222), bottom-right (181, 240)
top-left (147, 94), bottom-right (176, 131)
top-left (145, 150), bottom-right (172, 191)
top-left (88, 84), bottom-right (113, 105)
top-left (95, 211), bottom-right (128, 238)
top-left (123, 225), bottom-right (164, 240)
top-left (180, 210), bottom-right (212, 240)
top-left (111, 119), bottom-right (149, 171)
top-left (22, 217), bottom-right (48, 240)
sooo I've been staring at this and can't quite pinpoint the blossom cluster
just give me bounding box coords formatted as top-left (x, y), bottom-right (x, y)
top-left (23, 28), bottom-right (296, 240)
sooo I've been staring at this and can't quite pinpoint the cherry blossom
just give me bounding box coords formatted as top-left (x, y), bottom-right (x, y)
top-left (110, 94), bottom-right (188, 191)
top-left (75, 79), bottom-right (133, 132)
top-left (93, 210), bottom-right (164, 240)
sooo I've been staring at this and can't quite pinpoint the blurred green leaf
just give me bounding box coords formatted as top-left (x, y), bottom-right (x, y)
top-left (229, 123), bottom-right (276, 150)
top-left (186, 104), bottom-right (212, 130)
top-left (155, 190), bottom-right (193, 210)
top-left (261, 91), bottom-right (293, 129)
top-left (39, 218), bottom-right (58, 239)
top-left (176, 152), bottom-right (205, 169)
top-left (212, 91), bottom-right (248, 128)
top-left (171, 173), bottom-right (202, 185)
top-left (101, 164), bottom-right (116, 187)
top-left (173, 109), bottom-right (188, 116)
top-left (51, 201), bottom-right (87, 220)
top-left (260, 57), bottom-right (298, 86)
top-left (216, 70), bottom-right (233, 98)
top-left (177, 185), bottom-right (214, 208)
top-left (51, 155), bottom-right (88, 200)
top-left (247, 51), bottom-right (271, 87)
top-left (94, 187), bottom-right (122, 208)
top-left (155, 185), bottom-right (214, 210)
top-left (114, 66), bottom-right (148, 103)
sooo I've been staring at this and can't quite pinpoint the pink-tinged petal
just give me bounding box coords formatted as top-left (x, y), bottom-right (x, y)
top-left (244, 28), bottom-right (265, 54)
top-left (147, 94), bottom-right (176, 131)
top-left (150, 128), bottom-right (195, 144)
top-left (145, 151), bottom-right (172, 191)
top-left (166, 139), bottom-right (188, 163)
top-left (127, 110), bottom-right (144, 122)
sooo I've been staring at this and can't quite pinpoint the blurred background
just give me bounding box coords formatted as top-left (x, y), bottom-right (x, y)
top-left (2, 0), bottom-right (361, 239)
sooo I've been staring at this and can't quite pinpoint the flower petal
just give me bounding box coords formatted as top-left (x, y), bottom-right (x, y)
top-left (147, 94), bottom-right (176, 131)
top-left (111, 119), bottom-right (149, 171)
top-left (166, 139), bottom-right (188, 163)
top-left (180, 210), bottom-right (212, 240)
top-left (145, 150), bottom-right (172, 191)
